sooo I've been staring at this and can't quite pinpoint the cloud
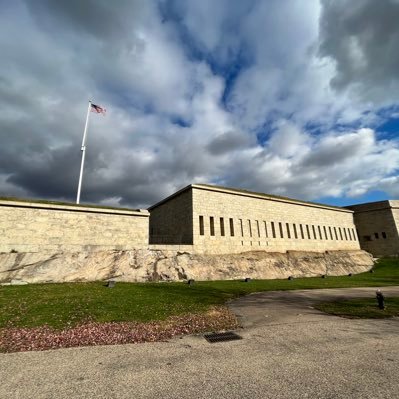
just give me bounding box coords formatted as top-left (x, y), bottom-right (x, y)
top-left (206, 130), bottom-right (252, 155)
top-left (0, 0), bottom-right (398, 208)
top-left (267, 121), bottom-right (311, 158)
top-left (300, 128), bottom-right (376, 168)
top-left (220, 126), bottom-right (399, 200)
top-left (319, 0), bottom-right (399, 104)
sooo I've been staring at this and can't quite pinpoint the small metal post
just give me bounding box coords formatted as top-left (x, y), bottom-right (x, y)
top-left (376, 290), bottom-right (385, 310)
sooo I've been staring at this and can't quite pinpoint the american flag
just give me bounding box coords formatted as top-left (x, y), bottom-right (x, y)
top-left (90, 103), bottom-right (106, 115)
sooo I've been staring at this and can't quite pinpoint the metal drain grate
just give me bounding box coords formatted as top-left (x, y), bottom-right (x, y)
top-left (204, 331), bottom-right (242, 343)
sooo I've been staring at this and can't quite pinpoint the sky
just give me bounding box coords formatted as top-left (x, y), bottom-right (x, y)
top-left (1, 0), bottom-right (399, 208)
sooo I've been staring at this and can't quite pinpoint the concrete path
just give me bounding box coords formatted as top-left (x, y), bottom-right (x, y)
top-left (229, 285), bottom-right (399, 328)
top-left (1, 286), bottom-right (399, 399)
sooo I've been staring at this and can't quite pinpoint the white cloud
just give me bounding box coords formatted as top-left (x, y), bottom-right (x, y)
top-left (268, 121), bottom-right (311, 158)
top-left (222, 126), bottom-right (399, 201)
top-left (0, 0), bottom-right (398, 207)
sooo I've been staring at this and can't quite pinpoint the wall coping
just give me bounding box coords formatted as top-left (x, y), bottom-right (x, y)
top-left (346, 200), bottom-right (399, 213)
top-left (149, 183), bottom-right (354, 213)
top-left (0, 200), bottom-right (149, 217)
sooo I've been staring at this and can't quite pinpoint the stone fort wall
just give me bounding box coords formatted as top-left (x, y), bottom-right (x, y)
top-left (0, 200), bottom-right (149, 253)
top-left (149, 188), bottom-right (193, 244)
top-left (347, 201), bottom-right (399, 257)
top-left (3, 185), bottom-right (396, 258)
top-left (191, 185), bottom-right (360, 254)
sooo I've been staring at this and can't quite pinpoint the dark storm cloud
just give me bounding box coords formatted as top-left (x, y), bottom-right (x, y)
top-left (206, 131), bottom-right (252, 155)
top-left (23, 0), bottom-right (145, 41)
top-left (319, 0), bottom-right (399, 100)
top-left (5, 145), bottom-right (81, 200)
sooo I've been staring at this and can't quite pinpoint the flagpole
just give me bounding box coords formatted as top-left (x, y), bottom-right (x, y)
top-left (76, 101), bottom-right (91, 204)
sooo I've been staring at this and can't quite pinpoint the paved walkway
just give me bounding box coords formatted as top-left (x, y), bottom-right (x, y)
top-left (229, 285), bottom-right (399, 328)
top-left (1, 286), bottom-right (398, 399)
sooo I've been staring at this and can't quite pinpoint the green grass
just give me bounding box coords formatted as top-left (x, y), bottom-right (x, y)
top-left (0, 196), bottom-right (139, 211)
top-left (314, 297), bottom-right (399, 319)
top-left (0, 258), bottom-right (398, 329)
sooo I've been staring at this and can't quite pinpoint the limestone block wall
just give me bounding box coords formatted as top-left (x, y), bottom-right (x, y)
top-left (0, 200), bottom-right (149, 253)
top-left (392, 200), bottom-right (399, 234)
top-left (149, 189), bottom-right (193, 244)
top-left (347, 201), bottom-right (399, 257)
top-left (192, 185), bottom-right (360, 254)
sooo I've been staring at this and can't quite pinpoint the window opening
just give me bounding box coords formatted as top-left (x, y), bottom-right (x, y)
top-left (271, 222), bottom-right (276, 238)
top-left (229, 218), bottom-right (234, 236)
top-left (199, 216), bottom-right (204, 236)
top-left (220, 217), bottom-right (225, 237)
top-left (210, 217), bottom-right (215, 236)
top-left (286, 223), bottom-right (291, 239)
top-left (293, 224), bottom-right (298, 239)
top-left (279, 222), bottom-right (284, 238)
top-left (300, 224), bottom-right (305, 239)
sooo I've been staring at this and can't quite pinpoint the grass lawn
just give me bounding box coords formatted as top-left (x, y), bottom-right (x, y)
top-left (0, 258), bottom-right (398, 329)
top-left (314, 297), bottom-right (399, 319)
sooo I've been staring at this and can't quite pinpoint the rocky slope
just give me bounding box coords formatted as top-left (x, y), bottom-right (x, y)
top-left (0, 249), bottom-right (374, 284)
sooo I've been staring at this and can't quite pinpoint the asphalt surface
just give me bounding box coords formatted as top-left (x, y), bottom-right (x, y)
top-left (1, 286), bottom-right (399, 399)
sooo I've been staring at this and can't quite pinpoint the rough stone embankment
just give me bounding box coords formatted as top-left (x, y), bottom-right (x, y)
top-left (0, 249), bottom-right (373, 284)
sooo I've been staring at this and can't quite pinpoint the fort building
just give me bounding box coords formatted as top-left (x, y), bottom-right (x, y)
top-left (1, 184), bottom-right (397, 259)
top-left (346, 200), bottom-right (399, 257)
top-left (149, 184), bottom-right (361, 254)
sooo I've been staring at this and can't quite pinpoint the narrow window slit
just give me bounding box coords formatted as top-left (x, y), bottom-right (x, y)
top-left (220, 217), bottom-right (225, 237)
top-left (293, 224), bottom-right (298, 239)
top-left (199, 216), bottom-right (204, 236)
top-left (229, 218), bottom-right (234, 236)
top-left (286, 223), bottom-right (291, 239)
top-left (210, 217), bottom-right (215, 236)
top-left (279, 222), bottom-right (284, 238)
